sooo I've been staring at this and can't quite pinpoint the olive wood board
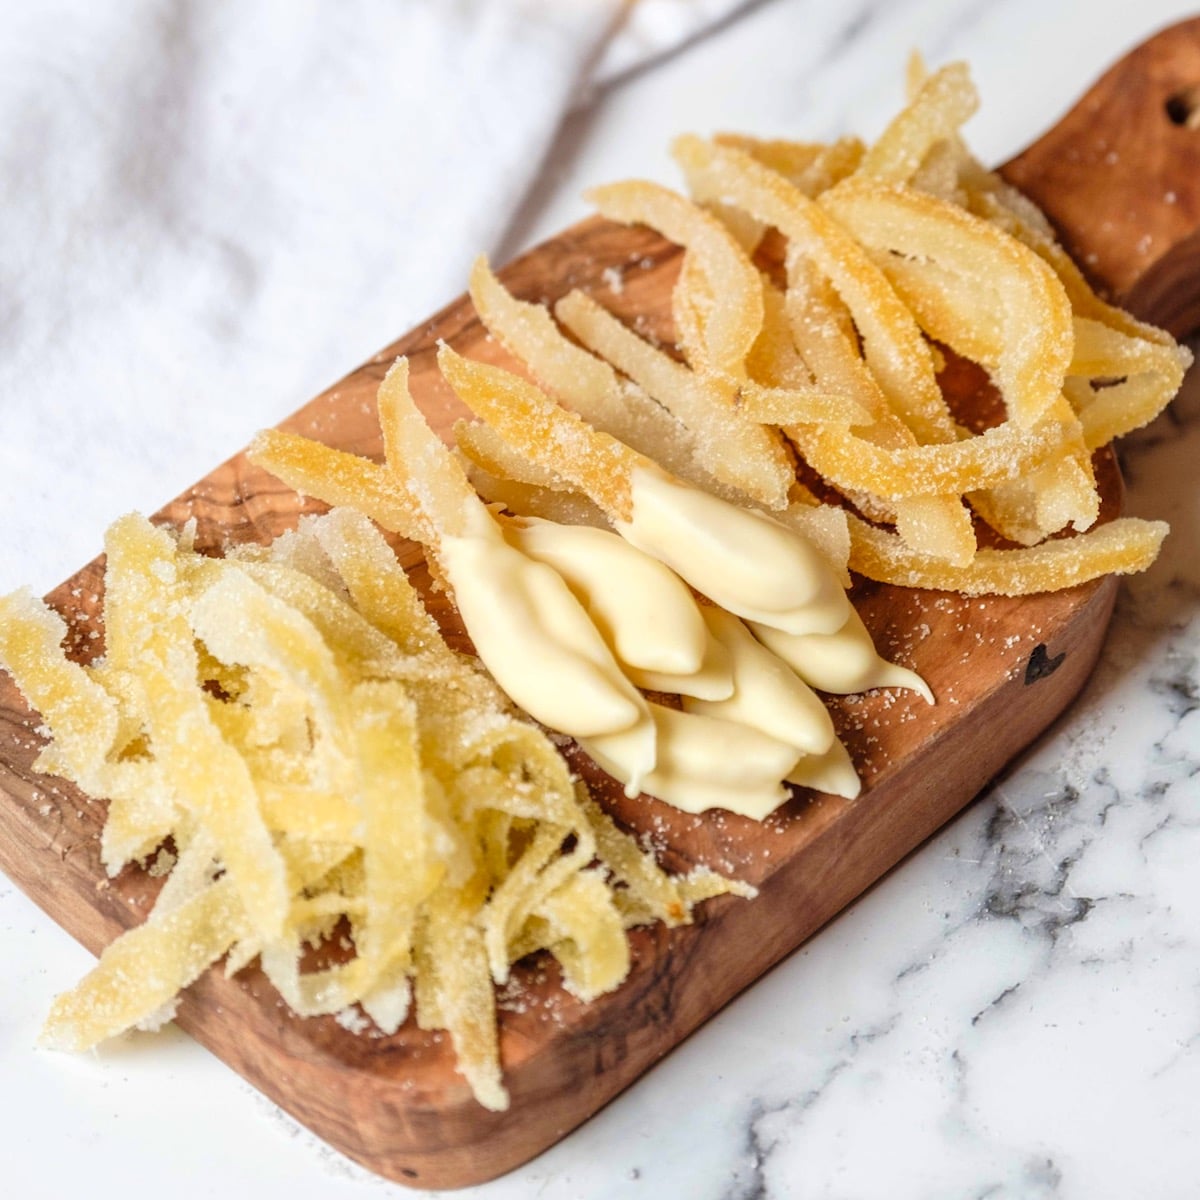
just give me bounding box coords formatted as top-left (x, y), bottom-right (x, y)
top-left (2, 16), bottom-right (1200, 1192)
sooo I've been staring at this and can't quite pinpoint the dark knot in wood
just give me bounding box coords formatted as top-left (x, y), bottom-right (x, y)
top-left (1025, 643), bottom-right (1067, 685)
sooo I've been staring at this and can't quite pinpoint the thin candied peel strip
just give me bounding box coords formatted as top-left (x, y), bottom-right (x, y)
top-left (554, 286), bottom-right (798, 509)
top-left (102, 515), bottom-right (290, 939)
top-left (587, 178), bottom-right (763, 374)
top-left (41, 877), bottom-right (248, 1052)
top-left (349, 680), bottom-right (428, 989)
top-left (535, 869), bottom-right (631, 1003)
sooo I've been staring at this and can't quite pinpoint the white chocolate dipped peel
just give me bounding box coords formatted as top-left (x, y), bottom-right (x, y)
top-left (502, 517), bottom-right (712, 680)
top-left (582, 702), bottom-right (799, 821)
top-left (376, 362), bottom-right (655, 779)
top-left (751, 605), bottom-right (934, 701)
top-left (613, 464), bottom-right (852, 637)
top-left (682, 606), bottom-right (836, 756)
top-left (439, 347), bottom-right (853, 636)
top-left (786, 737), bottom-right (862, 800)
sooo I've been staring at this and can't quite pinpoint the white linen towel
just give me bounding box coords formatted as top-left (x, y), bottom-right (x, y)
top-left (0, 0), bottom-right (749, 594)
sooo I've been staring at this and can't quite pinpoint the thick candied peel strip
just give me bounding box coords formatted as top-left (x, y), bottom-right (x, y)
top-left (713, 133), bottom-right (865, 195)
top-left (766, 260), bottom-right (978, 565)
top-left (467, 258), bottom-right (727, 500)
top-left (858, 61), bottom-right (979, 184)
top-left (438, 343), bottom-right (642, 522)
top-left (701, 134), bottom-right (864, 252)
top-left (376, 357), bottom-right (479, 540)
top-left (454, 420), bottom-right (613, 529)
top-left (848, 514), bottom-right (1168, 595)
top-left (797, 418), bottom-right (1066, 499)
top-left (1067, 317), bottom-right (1191, 450)
top-left (554, 287), bottom-right (799, 508)
top-left (821, 176), bottom-right (1074, 430)
top-left (247, 428), bottom-right (429, 543)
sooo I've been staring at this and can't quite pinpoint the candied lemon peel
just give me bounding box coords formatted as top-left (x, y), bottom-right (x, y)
top-left (0, 511), bottom-right (754, 1111)
top-left (249, 57), bottom-right (1188, 826)
top-left (251, 355), bottom-right (920, 816)
top-left (456, 56), bottom-right (1186, 590)
top-left (1, 52), bottom-right (1188, 1123)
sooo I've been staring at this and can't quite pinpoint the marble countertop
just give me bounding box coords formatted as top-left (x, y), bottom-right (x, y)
top-left (3, 1), bottom-right (1200, 1197)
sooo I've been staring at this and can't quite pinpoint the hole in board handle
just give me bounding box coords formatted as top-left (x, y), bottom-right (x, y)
top-left (1165, 86), bottom-right (1200, 128)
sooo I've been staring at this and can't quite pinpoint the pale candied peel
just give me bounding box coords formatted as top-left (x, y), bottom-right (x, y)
top-left (0, 510), bottom-right (751, 1112)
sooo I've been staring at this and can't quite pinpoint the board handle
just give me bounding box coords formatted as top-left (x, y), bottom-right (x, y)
top-left (1002, 16), bottom-right (1200, 335)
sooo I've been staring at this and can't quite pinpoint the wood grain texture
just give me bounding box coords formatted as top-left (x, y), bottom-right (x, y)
top-left (1004, 15), bottom-right (1200, 332)
top-left (3, 17), bottom-right (1200, 1191)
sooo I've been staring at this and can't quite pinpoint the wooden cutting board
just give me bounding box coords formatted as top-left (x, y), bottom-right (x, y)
top-left (3, 17), bottom-right (1200, 1192)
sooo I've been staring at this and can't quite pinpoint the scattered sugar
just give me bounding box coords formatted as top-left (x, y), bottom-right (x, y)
top-left (334, 1007), bottom-right (370, 1035)
top-left (133, 997), bottom-right (179, 1033)
top-left (602, 265), bottom-right (625, 295)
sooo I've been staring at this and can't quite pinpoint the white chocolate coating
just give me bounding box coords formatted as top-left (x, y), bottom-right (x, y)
top-left (684, 607), bottom-right (836, 755)
top-left (582, 702), bottom-right (799, 820)
top-left (504, 516), bottom-right (712, 677)
top-left (623, 627), bottom-right (734, 701)
top-left (613, 466), bottom-right (851, 636)
top-left (785, 737), bottom-right (861, 800)
top-left (752, 606), bottom-right (933, 701)
top-left (438, 507), bottom-right (654, 776)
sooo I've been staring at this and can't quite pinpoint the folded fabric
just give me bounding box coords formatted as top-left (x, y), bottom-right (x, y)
top-left (0, 0), bottom-right (749, 594)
